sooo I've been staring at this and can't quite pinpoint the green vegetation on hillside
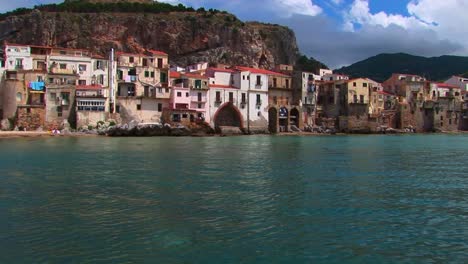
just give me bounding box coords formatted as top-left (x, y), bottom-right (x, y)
top-left (336, 53), bottom-right (468, 82)
top-left (295, 55), bottom-right (328, 73)
top-left (0, 1), bottom-right (234, 21)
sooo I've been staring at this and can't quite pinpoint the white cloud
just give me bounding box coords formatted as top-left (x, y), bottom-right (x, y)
top-left (344, 0), bottom-right (427, 31)
top-left (271, 0), bottom-right (322, 17)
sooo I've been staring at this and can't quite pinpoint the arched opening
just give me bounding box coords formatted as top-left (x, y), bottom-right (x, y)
top-left (268, 107), bottom-right (278, 133)
top-left (290, 108), bottom-right (300, 128)
top-left (214, 103), bottom-right (243, 131)
top-left (279, 107), bottom-right (288, 132)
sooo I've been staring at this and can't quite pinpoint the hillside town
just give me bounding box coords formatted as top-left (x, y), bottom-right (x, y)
top-left (1, 42), bottom-right (468, 135)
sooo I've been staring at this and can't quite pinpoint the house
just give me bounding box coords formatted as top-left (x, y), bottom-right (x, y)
top-left (114, 50), bottom-right (170, 124)
top-left (164, 71), bottom-right (209, 125)
top-left (206, 66), bottom-right (269, 133)
top-left (429, 83), bottom-right (462, 132)
top-left (383, 73), bottom-right (429, 131)
top-left (293, 71), bottom-right (320, 128)
top-left (321, 73), bottom-right (349, 82)
top-left (75, 84), bottom-right (109, 128)
top-left (267, 66), bottom-right (302, 133)
top-left (206, 67), bottom-right (245, 132)
top-left (444, 76), bottom-right (468, 92)
top-left (3, 43), bottom-right (33, 71)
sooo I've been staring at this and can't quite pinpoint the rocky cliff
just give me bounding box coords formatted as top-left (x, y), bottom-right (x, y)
top-left (0, 6), bottom-right (300, 68)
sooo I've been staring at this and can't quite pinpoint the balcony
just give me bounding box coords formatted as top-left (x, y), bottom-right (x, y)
top-left (15, 64), bottom-right (24, 70)
top-left (50, 68), bottom-right (77, 75)
top-left (192, 98), bottom-right (207, 103)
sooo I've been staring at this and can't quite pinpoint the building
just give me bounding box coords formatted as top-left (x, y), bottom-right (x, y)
top-left (114, 50), bottom-right (170, 124)
top-left (429, 83), bottom-right (463, 132)
top-left (267, 66), bottom-right (302, 133)
top-left (164, 71), bottom-right (209, 125)
top-left (293, 71), bottom-right (320, 128)
top-left (206, 66), bottom-right (269, 133)
top-left (321, 73), bottom-right (349, 82)
top-left (444, 76), bottom-right (468, 92)
top-left (75, 84), bottom-right (109, 128)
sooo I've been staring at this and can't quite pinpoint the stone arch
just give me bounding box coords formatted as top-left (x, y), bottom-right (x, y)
top-left (214, 102), bottom-right (243, 130)
top-left (290, 107), bottom-right (300, 128)
top-left (268, 107), bottom-right (278, 133)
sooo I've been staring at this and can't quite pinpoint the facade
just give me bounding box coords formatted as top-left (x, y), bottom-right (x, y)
top-left (75, 85), bottom-right (109, 128)
top-left (164, 71), bottom-right (210, 125)
top-left (115, 51), bottom-right (170, 124)
top-left (206, 67), bottom-right (269, 133)
top-left (444, 76), bottom-right (468, 92)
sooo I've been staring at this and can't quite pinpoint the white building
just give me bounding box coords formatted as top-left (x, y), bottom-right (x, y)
top-left (4, 43), bottom-right (33, 71)
top-left (321, 73), bottom-right (349, 82)
top-left (444, 76), bottom-right (468, 92)
top-left (206, 66), bottom-right (269, 133)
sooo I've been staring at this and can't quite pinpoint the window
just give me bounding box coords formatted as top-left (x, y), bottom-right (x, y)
top-left (353, 94), bottom-right (358, 103)
top-left (59, 63), bottom-right (67, 70)
top-left (286, 79), bottom-right (290, 89)
top-left (157, 103), bottom-right (163, 112)
top-left (78, 64), bottom-right (87, 72)
top-left (116, 105), bottom-right (120, 113)
top-left (158, 88), bottom-right (163, 93)
top-left (145, 71), bottom-right (149, 78)
top-left (241, 93), bottom-right (246, 104)
top-left (177, 92), bottom-right (182, 97)
top-left (160, 72), bottom-right (167, 83)
top-left (198, 92), bottom-right (202, 102)
top-left (274, 96), bottom-right (278, 104)
top-left (165, 88), bottom-right (169, 93)
top-left (273, 78), bottom-right (277, 87)
top-left (360, 95), bottom-right (364, 103)
top-left (137, 104), bottom-right (141, 110)
top-left (157, 58), bottom-right (163, 68)
top-left (256, 94), bottom-right (261, 105)
top-left (229, 92), bottom-right (234, 103)
top-left (441, 116), bottom-right (444, 121)
top-left (142, 58), bottom-right (148, 67)
top-left (182, 114), bottom-right (188, 118)
top-left (78, 80), bottom-right (86, 85)
top-left (144, 86), bottom-right (150, 97)
top-left (256, 76), bottom-right (262, 86)
top-left (186, 92), bottom-right (189, 97)
top-left (150, 71), bottom-right (155, 78)
top-left (57, 106), bottom-right (63, 117)
top-left (129, 57), bottom-right (134, 63)
top-left (243, 75), bottom-right (245, 80)
top-left (363, 83), bottom-right (367, 87)
top-left (198, 104), bottom-right (202, 108)
top-left (216, 91), bottom-right (221, 102)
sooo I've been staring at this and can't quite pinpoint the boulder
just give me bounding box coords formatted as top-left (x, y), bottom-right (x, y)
top-left (1, 119), bottom-right (11, 131)
top-left (60, 120), bottom-right (71, 130)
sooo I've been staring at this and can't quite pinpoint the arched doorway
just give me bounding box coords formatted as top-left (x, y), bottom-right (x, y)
top-left (214, 103), bottom-right (243, 130)
top-left (290, 108), bottom-right (300, 128)
top-left (279, 107), bottom-right (288, 132)
top-left (268, 107), bottom-right (278, 133)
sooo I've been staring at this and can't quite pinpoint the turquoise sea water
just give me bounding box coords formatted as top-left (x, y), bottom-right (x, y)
top-left (0, 135), bottom-right (467, 263)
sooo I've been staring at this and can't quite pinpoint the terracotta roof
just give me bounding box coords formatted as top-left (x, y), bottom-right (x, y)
top-left (435, 83), bottom-right (459, 89)
top-left (209, 84), bottom-right (239, 89)
top-left (185, 73), bottom-right (208, 79)
top-left (378, 91), bottom-right (395, 96)
top-left (208, 67), bottom-right (236, 73)
top-left (170, 71), bottom-right (182, 78)
top-left (76, 85), bottom-right (104, 90)
top-left (235, 66), bottom-right (289, 77)
top-left (147, 49), bottom-right (168, 56)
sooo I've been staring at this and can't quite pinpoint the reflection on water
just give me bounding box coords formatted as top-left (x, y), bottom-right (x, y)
top-left (0, 135), bottom-right (467, 263)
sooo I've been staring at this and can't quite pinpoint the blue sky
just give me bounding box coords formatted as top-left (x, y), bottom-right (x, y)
top-left (2, 0), bottom-right (467, 68)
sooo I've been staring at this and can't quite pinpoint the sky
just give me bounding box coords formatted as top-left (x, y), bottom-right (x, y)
top-left (2, 0), bottom-right (467, 69)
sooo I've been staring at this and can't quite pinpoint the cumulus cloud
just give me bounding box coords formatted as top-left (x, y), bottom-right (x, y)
top-left (344, 0), bottom-right (428, 31)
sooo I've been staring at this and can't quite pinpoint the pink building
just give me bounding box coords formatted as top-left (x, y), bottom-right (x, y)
top-left (164, 71), bottom-right (210, 124)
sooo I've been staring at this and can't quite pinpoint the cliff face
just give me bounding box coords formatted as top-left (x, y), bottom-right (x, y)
top-left (0, 10), bottom-right (299, 68)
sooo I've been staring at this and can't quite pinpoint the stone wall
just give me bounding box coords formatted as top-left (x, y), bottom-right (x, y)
top-left (77, 111), bottom-right (109, 128)
top-left (16, 107), bottom-right (45, 131)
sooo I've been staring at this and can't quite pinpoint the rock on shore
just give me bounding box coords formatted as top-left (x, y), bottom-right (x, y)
top-left (103, 121), bottom-right (214, 137)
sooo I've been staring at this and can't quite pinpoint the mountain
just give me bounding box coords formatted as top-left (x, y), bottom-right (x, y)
top-left (336, 53), bottom-right (468, 82)
top-left (0, 0), bottom-right (327, 70)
